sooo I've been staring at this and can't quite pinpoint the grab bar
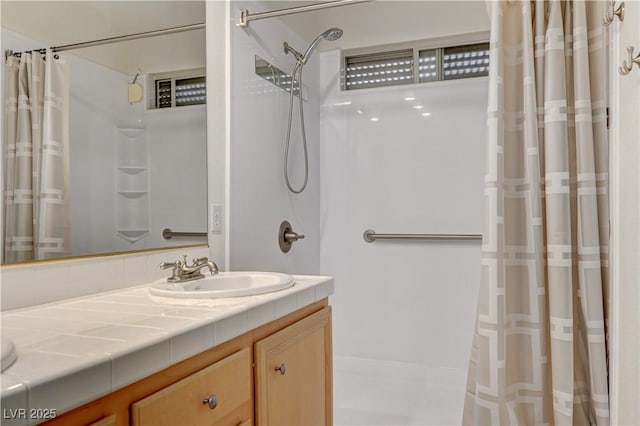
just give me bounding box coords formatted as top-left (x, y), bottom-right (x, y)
top-left (363, 229), bottom-right (482, 243)
top-left (162, 228), bottom-right (208, 240)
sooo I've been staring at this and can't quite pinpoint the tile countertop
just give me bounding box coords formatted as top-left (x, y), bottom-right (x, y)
top-left (0, 274), bottom-right (334, 425)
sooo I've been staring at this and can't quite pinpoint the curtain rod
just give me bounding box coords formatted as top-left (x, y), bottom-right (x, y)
top-left (5, 22), bottom-right (205, 61)
top-left (238, 0), bottom-right (373, 28)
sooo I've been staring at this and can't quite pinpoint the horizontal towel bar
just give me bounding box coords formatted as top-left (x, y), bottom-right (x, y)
top-left (162, 228), bottom-right (208, 239)
top-left (363, 229), bottom-right (482, 243)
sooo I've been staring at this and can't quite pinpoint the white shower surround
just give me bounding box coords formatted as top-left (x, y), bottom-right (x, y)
top-left (228, 0), bottom-right (321, 275)
top-left (319, 50), bottom-right (486, 423)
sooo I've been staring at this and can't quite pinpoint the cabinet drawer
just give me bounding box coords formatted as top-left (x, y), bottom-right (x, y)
top-left (131, 348), bottom-right (251, 426)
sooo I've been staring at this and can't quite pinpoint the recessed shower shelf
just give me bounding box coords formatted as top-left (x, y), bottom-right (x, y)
top-left (118, 191), bottom-right (147, 199)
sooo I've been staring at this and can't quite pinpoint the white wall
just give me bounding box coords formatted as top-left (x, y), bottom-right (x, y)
top-left (610, 1), bottom-right (640, 423)
top-left (229, 1), bottom-right (320, 274)
top-left (319, 48), bottom-right (486, 368)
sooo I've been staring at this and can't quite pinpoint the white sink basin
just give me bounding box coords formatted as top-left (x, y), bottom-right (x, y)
top-left (1, 337), bottom-right (17, 372)
top-left (149, 271), bottom-right (294, 299)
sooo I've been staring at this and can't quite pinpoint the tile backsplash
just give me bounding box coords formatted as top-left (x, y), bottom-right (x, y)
top-left (0, 246), bottom-right (210, 312)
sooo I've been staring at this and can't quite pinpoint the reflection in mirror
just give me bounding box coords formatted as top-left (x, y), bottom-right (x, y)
top-left (1, 1), bottom-right (208, 264)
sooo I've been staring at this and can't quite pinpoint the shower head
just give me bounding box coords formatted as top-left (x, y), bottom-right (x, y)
top-left (300, 27), bottom-right (343, 64)
top-left (320, 27), bottom-right (344, 41)
top-left (301, 28), bottom-right (343, 63)
top-left (283, 28), bottom-right (343, 66)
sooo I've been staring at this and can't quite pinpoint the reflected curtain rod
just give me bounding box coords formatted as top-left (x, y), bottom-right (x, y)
top-left (238, 0), bottom-right (373, 27)
top-left (5, 22), bottom-right (205, 61)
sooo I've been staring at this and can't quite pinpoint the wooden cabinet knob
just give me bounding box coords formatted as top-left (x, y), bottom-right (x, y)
top-left (202, 394), bottom-right (218, 409)
top-left (275, 363), bottom-right (287, 375)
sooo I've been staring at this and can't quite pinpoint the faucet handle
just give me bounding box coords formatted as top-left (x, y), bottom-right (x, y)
top-left (159, 261), bottom-right (180, 270)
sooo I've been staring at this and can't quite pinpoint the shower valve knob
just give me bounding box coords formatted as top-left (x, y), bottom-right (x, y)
top-left (284, 232), bottom-right (305, 242)
top-left (279, 220), bottom-right (304, 253)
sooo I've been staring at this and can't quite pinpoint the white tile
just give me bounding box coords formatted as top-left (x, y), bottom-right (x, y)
top-left (188, 247), bottom-right (211, 260)
top-left (124, 255), bottom-right (148, 286)
top-left (2, 351), bottom-right (95, 382)
top-left (1, 267), bottom-right (36, 311)
top-left (315, 279), bottom-right (334, 300)
top-left (33, 264), bottom-right (71, 305)
top-left (0, 376), bottom-right (28, 426)
top-left (28, 335), bottom-right (128, 358)
top-left (1, 326), bottom-right (66, 348)
top-left (97, 259), bottom-right (124, 292)
top-left (27, 359), bottom-right (111, 423)
top-left (65, 300), bottom-right (167, 316)
top-left (112, 340), bottom-right (171, 389)
top-left (214, 312), bottom-right (248, 345)
top-left (93, 293), bottom-right (149, 304)
top-left (170, 323), bottom-right (215, 363)
top-left (67, 261), bottom-right (99, 298)
top-left (128, 315), bottom-right (198, 331)
top-left (147, 252), bottom-right (174, 282)
top-left (2, 313), bottom-right (102, 335)
top-left (13, 307), bottom-right (147, 327)
top-left (77, 324), bottom-right (166, 342)
top-left (296, 287), bottom-right (315, 308)
top-left (275, 294), bottom-right (298, 318)
top-left (247, 302), bottom-right (276, 330)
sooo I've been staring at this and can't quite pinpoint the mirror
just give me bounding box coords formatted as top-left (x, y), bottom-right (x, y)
top-left (1, 1), bottom-right (207, 264)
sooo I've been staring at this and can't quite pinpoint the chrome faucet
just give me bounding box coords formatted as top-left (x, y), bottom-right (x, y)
top-left (159, 255), bottom-right (219, 283)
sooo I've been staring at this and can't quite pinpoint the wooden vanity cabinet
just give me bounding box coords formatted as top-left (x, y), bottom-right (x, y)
top-left (42, 300), bottom-right (331, 426)
top-left (254, 307), bottom-right (332, 426)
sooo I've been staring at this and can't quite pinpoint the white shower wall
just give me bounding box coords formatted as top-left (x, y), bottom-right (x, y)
top-left (319, 50), bottom-right (486, 368)
top-left (229, 1), bottom-right (321, 274)
top-left (69, 58), bottom-right (207, 255)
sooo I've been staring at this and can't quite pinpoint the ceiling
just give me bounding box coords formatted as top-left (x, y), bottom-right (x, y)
top-left (1, 1), bottom-right (206, 75)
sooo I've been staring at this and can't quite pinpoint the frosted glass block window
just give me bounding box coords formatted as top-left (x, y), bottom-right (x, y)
top-left (442, 43), bottom-right (490, 80)
top-left (418, 49), bottom-right (438, 83)
top-left (152, 71), bottom-right (206, 109)
top-left (345, 49), bottom-right (414, 90)
top-left (343, 40), bottom-right (489, 90)
top-left (175, 77), bottom-right (207, 106)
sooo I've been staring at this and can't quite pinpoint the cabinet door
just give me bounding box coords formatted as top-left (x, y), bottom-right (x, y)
top-left (131, 348), bottom-right (252, 426)
top-left (254, 307), bottom-right (332, 426)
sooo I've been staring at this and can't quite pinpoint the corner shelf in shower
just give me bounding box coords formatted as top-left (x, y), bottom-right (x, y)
top-left (115, 127), bottom-right (150, 243)
top-left (118, 166), bottom-right (147, 175)
top-left (117, 191), bottom-right (147, 199)
top-left (118, 229), bottom-right (150, 242)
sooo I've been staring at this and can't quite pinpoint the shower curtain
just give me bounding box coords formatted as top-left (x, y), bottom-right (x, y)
top-left (463, 1), bottom-right (609, 425)
top-left (3, 51), bottom-right (71, 262)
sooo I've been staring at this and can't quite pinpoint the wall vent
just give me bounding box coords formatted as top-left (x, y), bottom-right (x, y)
top-left (344, 41), bottom-right (489, 91)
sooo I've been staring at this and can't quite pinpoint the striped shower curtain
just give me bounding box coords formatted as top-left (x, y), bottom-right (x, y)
top-left (463, 1), bottom-right (610, 424)
top-left (3, 51), bottom-right (71, 262)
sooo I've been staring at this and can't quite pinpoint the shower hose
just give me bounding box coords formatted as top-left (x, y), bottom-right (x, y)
top-left (284, 62), bottom-right (309, 194)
